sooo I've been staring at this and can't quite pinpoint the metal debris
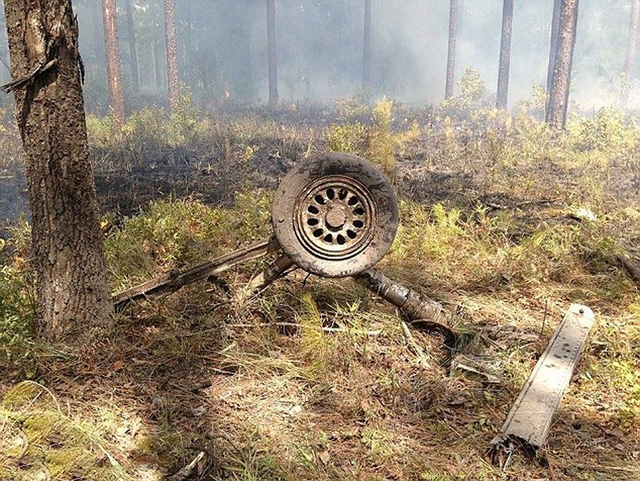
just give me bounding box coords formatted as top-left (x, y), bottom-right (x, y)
top-left (487, 304), bottom-right (595, 466)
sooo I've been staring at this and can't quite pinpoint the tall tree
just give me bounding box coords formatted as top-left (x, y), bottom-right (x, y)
top-left (621, 0), bottom-right (640, 105)
top-left (102, 0), bottom-right (125, 124)
top-left (496, 0), bottom-right (514, 110)
top-left (2, 0), bottom-right (112, 342)
top-left (546, 0), bottom-right (579, 130)
top-left (125, 0), bottom-right (140, 93)
top-left (165, 0), bottom-right (179, 111)
top-left (266, 0), bottom-right (279, 106)
top-left (546, 0), bottom-right (562, 96)
top-left (363, 0), bottom-right (372, 89)
top-left (445, 0), bottom-right (459, 99)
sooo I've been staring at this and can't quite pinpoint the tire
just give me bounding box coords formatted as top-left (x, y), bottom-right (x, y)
top-left (271, 153), bottom-right (399, 277)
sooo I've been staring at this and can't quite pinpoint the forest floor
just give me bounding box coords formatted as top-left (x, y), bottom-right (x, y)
top-left (0, 100), bottom-right (639, 481)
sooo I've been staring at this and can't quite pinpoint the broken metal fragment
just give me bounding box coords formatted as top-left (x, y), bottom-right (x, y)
top-left (353, 269), bottom-right (457, 347)
top-left (487, 304), bottom-right (595, 467)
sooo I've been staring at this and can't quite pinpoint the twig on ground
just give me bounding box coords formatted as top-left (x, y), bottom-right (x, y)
top-left (484, 198), bottom-right (561, 211)
top-left (617, 254), bottom-right (640, 288)
top-left (400, 320), bottom-right (427, 357)
top-left (228, 322), bottom-right (382, 335)
top-left (165, 451), bottom-right (206, 481)
top-left (539, 299), bottom-right (548, 338)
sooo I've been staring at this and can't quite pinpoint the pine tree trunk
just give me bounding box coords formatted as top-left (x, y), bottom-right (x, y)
top-left (496, 0), bottom-right (514, 110)
top-left (445, 0), bottom-right (459, 99)
top-left (266, 0), bottom-right (279, 106)
top-left (621, 0), bottom-right (640, 105)
top-left (164, 0), bottom-right (179, 112)
top-left (546, 0), bottom-right (562, 96)
top-left (546, 0), bottom-right (579, 130)
top-left (102, 0), bottom-right (125, 125)
top-left (125, 0), bottom-right (139, 93)
top-left (363, 0), bottom-right (372, 90)
top-left (3, 0), bottom-right (112, 343)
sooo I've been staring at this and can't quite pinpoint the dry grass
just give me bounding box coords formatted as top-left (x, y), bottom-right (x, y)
top-left (1, 99), bottom-right (639, 480)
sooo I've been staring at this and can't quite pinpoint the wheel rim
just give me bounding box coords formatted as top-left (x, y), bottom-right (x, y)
top-left (293, 175), bottom-right (377, 261)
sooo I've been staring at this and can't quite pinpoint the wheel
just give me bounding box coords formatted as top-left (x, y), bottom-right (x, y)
top-left (272, 153), bottom-right (399, 277)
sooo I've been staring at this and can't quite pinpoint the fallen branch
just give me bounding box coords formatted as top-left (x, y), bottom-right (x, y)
top-left (484, 198), bottom-right (561, 211)
top-left (617, 254), bottom-right (640, 288)
top-left (228, 322), bottom-right (382, 335)
top-left (165, 451), bottom-right (206, 481)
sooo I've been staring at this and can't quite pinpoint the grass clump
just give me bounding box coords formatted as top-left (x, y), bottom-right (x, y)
top-left (0, 382), bottom-right (130, 481)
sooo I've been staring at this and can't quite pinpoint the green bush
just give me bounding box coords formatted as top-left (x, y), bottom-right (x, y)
top-left (106, 192), bottom-right (273, 290)
top-left (0, 224), bottom-right (36, 359)
top-left (325, 122), bottom-right (368, 154)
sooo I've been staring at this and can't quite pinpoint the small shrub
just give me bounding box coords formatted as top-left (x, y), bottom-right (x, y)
top-left (368, 98), bottom-right (397, 179)
top-left (325, 122), bottom-right (368, 154)
top-left (439, 68), bottom-right (488, 119)
top-left (0, 222), bottom-right (36, 361)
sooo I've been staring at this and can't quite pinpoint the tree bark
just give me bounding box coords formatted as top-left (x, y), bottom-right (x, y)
top-left (445, 0), bottom-right (459, 99)
top-left (266, 0), bottom-right (279, 106)
top-left (621, 0), bottom-right (640, 105)
top-left (545, 0), bottom-right (579, 130)
top-left (124, 0), bottom-right (139, 93)
top-left (164, 0), bottom-right (179, 112)
top-left (496, 0), bottom-right (514, 110)
top-left (2, 0), bottom-right (112, 342)
top-left (363, 0), bottom-right (372, 90)
top-left (546, 0), bottom-right (562, 97)
top-left (102, 0), bottom-right (125, 125)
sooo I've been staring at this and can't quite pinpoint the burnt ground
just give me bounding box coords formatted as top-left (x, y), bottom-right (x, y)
top-left (1, 113), bottom-right (640, 480)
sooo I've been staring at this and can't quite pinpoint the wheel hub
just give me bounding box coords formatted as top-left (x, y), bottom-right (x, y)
top-left (293, 175), bottom-right (376, 261)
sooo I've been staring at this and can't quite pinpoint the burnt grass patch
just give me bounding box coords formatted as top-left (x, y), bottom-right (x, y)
top-left (1, 103), bottom-right (640, 480)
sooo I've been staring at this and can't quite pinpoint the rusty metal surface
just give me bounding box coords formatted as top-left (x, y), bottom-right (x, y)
top-left (113, 237), bottom-right (280, 310)
top-left (353, 269), bottom-right (456, 346)
top-left (489, 304), bottom-right (595, 458)
top-left (272, 153), bottom-right (398, 278)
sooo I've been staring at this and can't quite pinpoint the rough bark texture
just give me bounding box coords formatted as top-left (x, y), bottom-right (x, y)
top-left (101, 0), bottom-right (125, 125)
top-left (621, 0), bottom-right (640, 105)
top-left (445, 0), bottom-right (458, 99)
top-left (362, 0), bottom-right (372, 89)
top-left (545, 0), bottom-right (579, 130)
top-left (164, 0), bottom-right (179, 112)
top-left (125, 0), bottom-right (139, 93)
top-left (546, 0), bottom-right (562, 97)
top-left (266, 0), bottom-right (279, 106)
top-left (496, 0), bottom-right (513, 110)
top-left (3, 0), bottom-right (112, 342)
